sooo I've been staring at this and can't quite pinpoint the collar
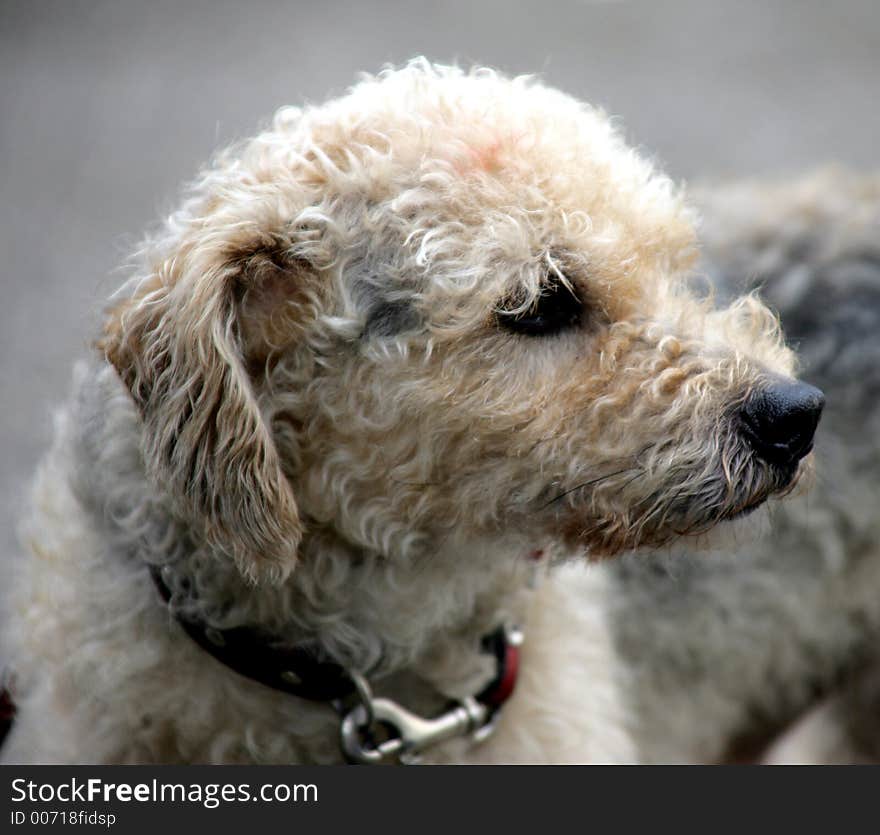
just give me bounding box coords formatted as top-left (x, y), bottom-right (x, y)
top-left (150, 564), bottom-right (521, 763)
top-left (0, 684), bottom-right (14, 751)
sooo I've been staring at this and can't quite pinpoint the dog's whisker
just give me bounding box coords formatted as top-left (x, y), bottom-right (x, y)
top-left (541, 466), bottom-right (642, 509)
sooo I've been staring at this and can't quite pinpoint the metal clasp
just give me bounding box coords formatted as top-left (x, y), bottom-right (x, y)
top-left (339, 674), bottom-right (491, 765)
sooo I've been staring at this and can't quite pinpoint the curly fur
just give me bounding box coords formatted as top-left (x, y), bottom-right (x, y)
top-left (2, 61), bottom-right (816, 764)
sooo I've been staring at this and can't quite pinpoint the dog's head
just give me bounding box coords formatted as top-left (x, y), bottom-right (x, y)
top-left (102, 61), bottom-right (822, 582)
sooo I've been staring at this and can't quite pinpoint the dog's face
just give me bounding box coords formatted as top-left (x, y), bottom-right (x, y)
top-left (103, 63), bottom-right (821, 581)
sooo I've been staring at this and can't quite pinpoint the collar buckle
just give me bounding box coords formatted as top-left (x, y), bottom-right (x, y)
top-left (339, 674), bottom-right (491, 764)
top-left (339, 624), bottom-right (523, 764)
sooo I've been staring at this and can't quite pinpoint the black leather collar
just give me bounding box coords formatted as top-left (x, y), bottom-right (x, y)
top-left (150, 565), bottom-right (519, 708)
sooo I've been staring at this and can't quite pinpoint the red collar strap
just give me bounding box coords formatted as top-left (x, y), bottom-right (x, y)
top-left (151, 566), bottom-right (521, 761)
top-left (477, 624), bottom-right (522, 708)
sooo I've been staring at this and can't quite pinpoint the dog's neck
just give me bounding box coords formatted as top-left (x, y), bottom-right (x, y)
top-left (157, 520), bottom-right (539, 691)
top-left (79, 362), bottom-right (541, 698)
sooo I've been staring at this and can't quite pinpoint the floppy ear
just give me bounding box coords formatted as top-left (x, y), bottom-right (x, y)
top-left (102, 217), bottom-right (305, 584)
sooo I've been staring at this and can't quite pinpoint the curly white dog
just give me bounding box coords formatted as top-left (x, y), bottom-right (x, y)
top-left (1, 61), bottom-right (822, 764)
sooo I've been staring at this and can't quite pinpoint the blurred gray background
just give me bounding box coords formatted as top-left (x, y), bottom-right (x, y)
top-left (1, 0), bottom-right (878, 595)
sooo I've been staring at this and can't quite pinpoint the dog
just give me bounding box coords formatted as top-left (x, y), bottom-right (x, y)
top-left (1, 61), bottom-right (823, 764)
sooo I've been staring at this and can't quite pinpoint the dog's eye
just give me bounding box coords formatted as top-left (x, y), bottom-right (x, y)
top-left (496, 278), bottom-right (583, 336)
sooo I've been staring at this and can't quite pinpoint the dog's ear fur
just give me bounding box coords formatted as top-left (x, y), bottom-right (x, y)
top-left (101, 203), bottom-right (308, 584)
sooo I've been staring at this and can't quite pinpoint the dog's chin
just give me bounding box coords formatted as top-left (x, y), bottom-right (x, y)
top-left (721, 454), bottom-right (809, 520)
top-left (558, 453), bottom-right (810, 559)
top-left (723, 496), bottom-right (767, 521)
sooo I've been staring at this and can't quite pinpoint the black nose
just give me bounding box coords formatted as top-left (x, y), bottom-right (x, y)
top-left (740, 379), bottom-right (825, 467)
